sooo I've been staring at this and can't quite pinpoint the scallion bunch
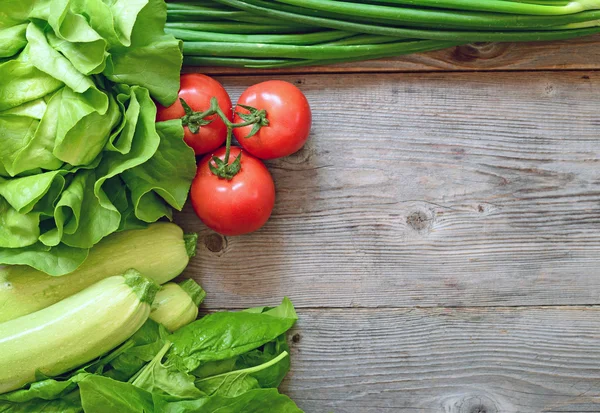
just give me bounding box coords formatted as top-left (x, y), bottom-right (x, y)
top-left (166, 0), bottom-right (600, 68)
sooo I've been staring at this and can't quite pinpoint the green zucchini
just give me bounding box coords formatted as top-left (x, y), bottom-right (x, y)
top-left (150, 279), bottom-right (206, 332)
top-left (0, 223), bottom-right (195, 323)
top-left (0, 270), bottom-right (158, 394)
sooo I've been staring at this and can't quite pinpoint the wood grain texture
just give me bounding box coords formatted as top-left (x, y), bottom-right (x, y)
top-left (281, 307), bottom-right (600, 413)
top-left (175, 70), bottom-right (600, 309)
top-left (190, 34), bottom-right (600, 75)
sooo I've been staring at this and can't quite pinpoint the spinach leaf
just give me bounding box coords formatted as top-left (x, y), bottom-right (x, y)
top-left (192, 358), bottom-right (238, 381)
top-left (0, 377), bottom-right (79, 403)
top-left (0, 375), bottom-right (83, 413)
top-left (194, 352), bottom-right (289, 398)
top-left (77, 375), bottom-right (153, 413)
top-left (101, 320), bottom-right (169, 381)
top-left (131, 343), bottom-right (203, 401)
top-left (0, 390), bottom-right (82, 413)
top-left (235, 334), bottom-right (291, 389)
top-left (192, 334), bottom-right (291, 389)
top-left (153, 389), bottom-right (303, 413)
top-left (166, 298), bottom-right (297, 372)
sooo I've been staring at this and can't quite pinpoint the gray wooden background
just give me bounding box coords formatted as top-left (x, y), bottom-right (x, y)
top-left (175, 35), bottom-right (600, 413)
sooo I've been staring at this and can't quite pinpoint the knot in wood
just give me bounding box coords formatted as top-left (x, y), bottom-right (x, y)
top-left (444, 394), bottom-right (499, 413)
top-left (453, 42), bottom-right (510, 62)
top-left (204, 233), bottom-right (226, 253)
top-left (284, 144), bottom-right (312, 165)
top-left (406, 210), bottom-right (432, 232)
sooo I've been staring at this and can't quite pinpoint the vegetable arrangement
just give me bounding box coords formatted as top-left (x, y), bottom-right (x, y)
top-left (0, 225), bottom-right (302, 412)
top-left (0, 298), bottom-right (301, 412)
top-left (166, 0), bottom-right (600, 68)
top-left (2, 1), bottom-right (315, 411)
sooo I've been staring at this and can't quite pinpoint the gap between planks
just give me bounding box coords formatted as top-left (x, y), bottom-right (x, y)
top-left (199, 305), bottom-right (600, 312)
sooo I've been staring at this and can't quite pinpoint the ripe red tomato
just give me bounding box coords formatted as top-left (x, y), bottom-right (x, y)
top-left (190, 147), bottom-right (275, 236)
top-left (156, 74), bottom-right (232, 155)
top-left (233, 80), bottom-right (311, 160)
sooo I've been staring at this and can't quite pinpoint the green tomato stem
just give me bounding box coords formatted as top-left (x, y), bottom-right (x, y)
top-left (211, 98), bottom-right (235, 164)
top-left (179, 97), bottom-right (267, 178)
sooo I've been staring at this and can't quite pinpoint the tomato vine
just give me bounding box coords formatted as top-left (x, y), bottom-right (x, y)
top-left (179, 97), bottom-right (268, 180)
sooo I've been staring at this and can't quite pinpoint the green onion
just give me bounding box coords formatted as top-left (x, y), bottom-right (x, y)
top-left (166, 29), bottom-right (354, 45)
top-left (325, 0), bottom-right (599, 15)
top-left (165, 22), bottom-right (318, 34)
top-left (270, 0), bottom-right (600, 30)
top-left (167, 0), bottom-right (600, 68)
top-left (323, 34), bottom-right (410, 46)
top-left (182, 56), bottom-right (295, 68)
top-left (182, 39), bottom-right (458, 60)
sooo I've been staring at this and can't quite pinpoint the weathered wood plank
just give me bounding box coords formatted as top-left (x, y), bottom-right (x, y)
top-left (175, 70), bottom-right (600, 309)
top-left (191, 34), bottom-right (600, 75)
top-left (281, 307), bottom-right (600, 413)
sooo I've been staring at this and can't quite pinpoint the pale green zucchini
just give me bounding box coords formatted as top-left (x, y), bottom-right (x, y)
top-left (150, 279), bottom-right (206, 332)
top-left (0, 223), bottom-right (195, 323)
top-left (0, 270), bottom-right (158, 394)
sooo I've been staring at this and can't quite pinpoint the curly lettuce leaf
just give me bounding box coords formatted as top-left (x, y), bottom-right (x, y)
top-left (0, 46), bottom-right (62, 113)
top-left (0, 242), bottom-right (89, 276)
top-left (0, 23), bottom-right (28, 58)
top-left (123, 120), bottom-right (195, 223)
top-left (103, 0), bottom-right (182, 106)
top-left (0, 0), bottom-right (36, 31)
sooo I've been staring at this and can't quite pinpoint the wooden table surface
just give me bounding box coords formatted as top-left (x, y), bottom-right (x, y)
top-left (175, 35), bottom-right (600, 413)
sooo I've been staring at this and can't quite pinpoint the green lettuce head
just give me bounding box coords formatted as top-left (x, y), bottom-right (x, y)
top-left (0, 0), bottom-right (196, 275)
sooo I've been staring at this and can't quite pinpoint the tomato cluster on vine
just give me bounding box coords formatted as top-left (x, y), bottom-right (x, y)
top-left (157, 74), bottom-right (312, 236)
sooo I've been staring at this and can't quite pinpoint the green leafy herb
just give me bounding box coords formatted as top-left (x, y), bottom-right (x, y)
top-left (194, 351), bottom-right (288, 397)
top-left (78, 375), bottom-right (154, 413)
top-left (235, 334), bottom-right (291, 389)
top-left (99, 320), bottom-right (170, 381)
top-left (0, 388), bottom-right (83, 413)
top-left (153, 388), bottom-right (303, 413)
top-left (131, 343), bottom-right (204, 401)
top-left (166, 298), bottom-right (297, 372)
